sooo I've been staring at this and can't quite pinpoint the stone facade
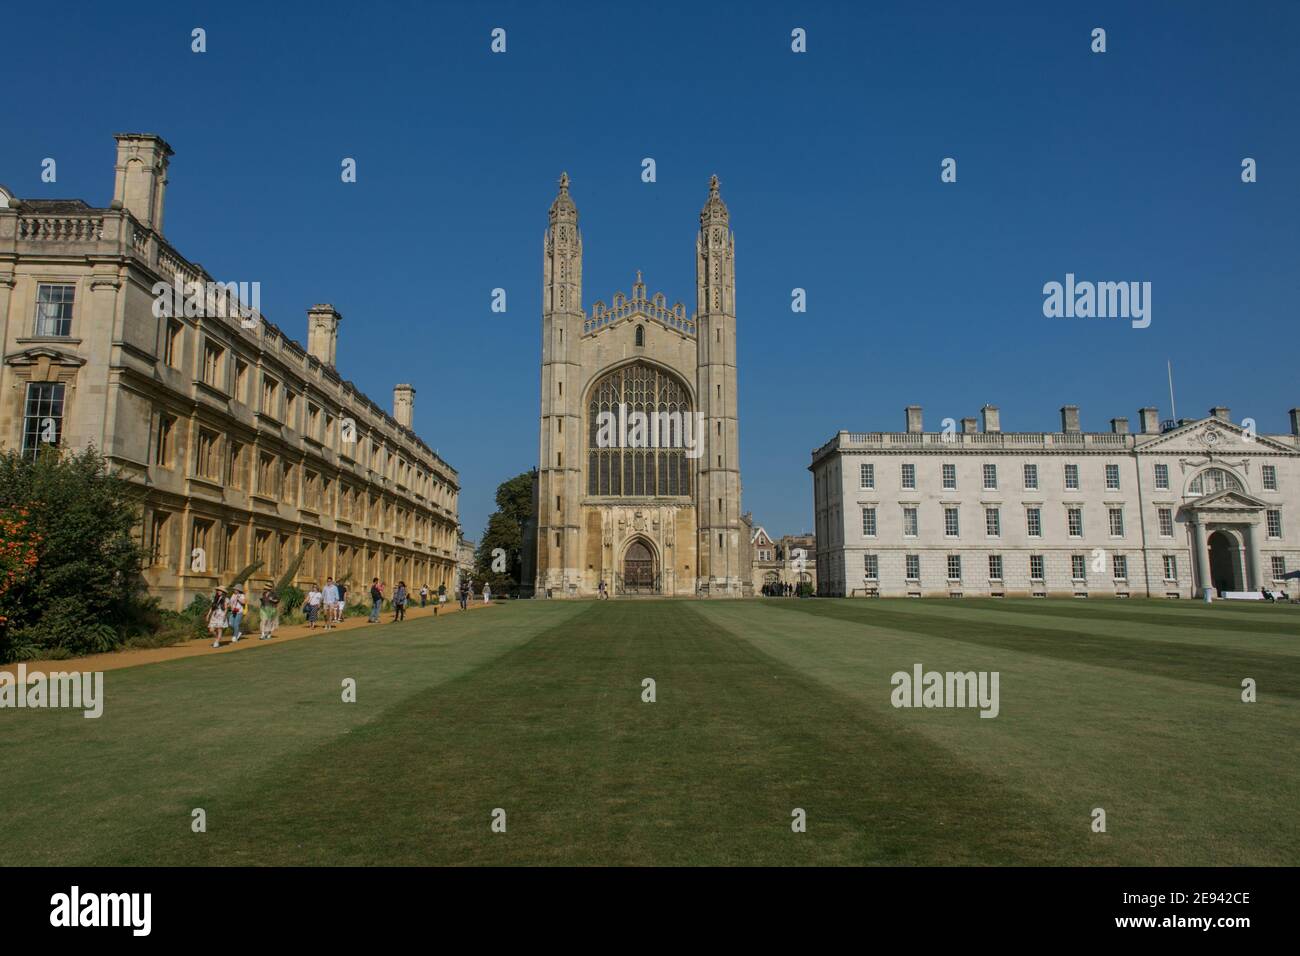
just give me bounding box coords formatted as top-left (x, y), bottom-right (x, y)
top-left (812, 404), bottom-right (1300, 599)
top-left (0, 134), bottom-right (460, 609)
top-left (751, 527), bottom-right (817, 592)
top-left (534, 174), bottom-right (750, 597)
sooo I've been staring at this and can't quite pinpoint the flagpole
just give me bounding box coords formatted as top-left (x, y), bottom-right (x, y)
top-left (1167, 360), bottom-right (1177, 422)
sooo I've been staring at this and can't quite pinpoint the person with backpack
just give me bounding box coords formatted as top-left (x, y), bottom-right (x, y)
top-left (208, 586), bottom-right (229, 648)
top-left (369, 578), bottom-right (384, 623)
top-left (259, 584), bottom-right (281, 640)
top-left (392, 581), bottom-right (408, 622)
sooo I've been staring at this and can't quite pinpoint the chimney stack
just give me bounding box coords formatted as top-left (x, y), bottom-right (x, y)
top-left (1060, 405), bottom-right (1081, 434)
top-left (1210, 406), bottom-right (1231, 423)
top-left (1290, 408), bottom-right (1300, 436)
top-left (961, 417), bottom-right (978, 434)
top-left (905, 405), bottom-right (923, 434)
top-left (1110, 417), bottom-right (1129, 435)
top-left (981, 404), bottom-right (1001, 433)
top-left (393, 384), bottom-right (416, 429)
top-left (113, 133), bottom-right (173, 233)
top-left (1139, 407), bottom-right (1160, 434)
top-left (306, 304), bottom-right (342, 366)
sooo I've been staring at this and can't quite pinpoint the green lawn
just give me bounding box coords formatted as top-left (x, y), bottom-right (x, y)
top-left (3, 598), bottom-right (1296, 865)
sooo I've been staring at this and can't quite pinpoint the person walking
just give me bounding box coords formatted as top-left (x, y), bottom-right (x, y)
top-left (259, 584), bottom-right (281, 640)
top-left (227, 585), bottom-right (246, 643)
top-left (369, 578), bottom-right (384, 623)
top-left (420, 584), bottom-right (429, 608)
top-left (392, 581), bottom-right (408, 622)
top-left (322, 578), bottom-right (340, 630)
top-left (208, 586), bottom-right (229, 648)
top-left (482, 582), bottom-right (491, 604)
top-left (305, 584), bottom-right (323, 628)
top-left (458, 580), bottom-right (469, 611)
top-left (336, 580), bottom-right (348, 622)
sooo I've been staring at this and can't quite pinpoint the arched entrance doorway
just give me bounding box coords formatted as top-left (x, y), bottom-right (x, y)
top-left (1207, 530), bottom-right (1243, 594)
top-left (621, 538), bottom-right (658, 594)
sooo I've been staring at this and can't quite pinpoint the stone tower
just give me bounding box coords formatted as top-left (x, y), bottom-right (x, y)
top-left (694, 175), bottom-right (743, 594)
top-left (537, 173), bottom-right (584, 594)
top-left (534, 174), bottom-right (749, 598)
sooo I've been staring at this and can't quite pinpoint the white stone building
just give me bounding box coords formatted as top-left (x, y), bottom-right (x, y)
top-left (811, 404), bottom-right (1299, 599)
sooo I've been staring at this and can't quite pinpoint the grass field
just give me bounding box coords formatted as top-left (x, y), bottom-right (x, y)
top-left (3, 598), bottom-right (1297, 866)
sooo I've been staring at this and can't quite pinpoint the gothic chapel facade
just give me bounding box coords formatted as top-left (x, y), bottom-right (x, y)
top-left (534, 174), bottom-right (750, 597)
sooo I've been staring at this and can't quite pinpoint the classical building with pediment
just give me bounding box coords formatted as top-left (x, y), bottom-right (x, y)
top-left (533, 174), bottom-right (750, 597)
top-left (0, 135), bottom-right (460, 609)
top-left (811, 404), bottom-right (1299, 599)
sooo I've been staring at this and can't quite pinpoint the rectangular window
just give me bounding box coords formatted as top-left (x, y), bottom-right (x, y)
top-left (154, 413), bottom-right (175, 466)
top-left (944, 507), bottom-right (960, 537)
top-left (988, 554), bottom-right (1003, 580)
top-left (191, 519), bottom-right (213, 571)
top-left (859, 463), bottom-right (874, 489)
top-left (1158, 508), bottom-right (1174, 537)
top-left (985, 507), bottom-right (1000, 536)
top-left (1267, 510), bottom-right (1282, 538)
top-left (164, 320), bottom-right (183, 368)
top-left (942, 463), bottom-right (956, 490)
top-left (1023, 464), bottom-right (1038, 490)
top-left (903, 507), bottom-right (918, 537)
top-left (1026, 507), bottom-right (1042, 537)
top-left (1163, 555), bottom-right (1178, 580)
top-left (1030, 554), bottom-right (1044, 580)
top-left (946, 554), bottom-right (962, 581)
top-left (258, 453), bottom-right (276, 496)
top-left (983, 463), bottom-right (998, 490)
top-left (35, 283), bottom-right (76, 336)
top-left (1273, 556), bottom-right (1287, 579)
top-left (1108, 508), bottom-right (1124, 537)
top-left (1154, 463), bottom-right (1169, 490)
top-left (1071, 554), bottom-right (1086, 580)
top-left (1065, 463), bottom-right (1079, 490)
top-left (1105, 464), bottom-right (1120, 490)
top-left (901, 463), bottom-right (916, 490)
top-left (1067, 507), bottom-right (1083, 537)
top-left (861, 507), bottom-right (876, 537)
top-left (148, 511), bottom-right (170, 566)
top-left (905, 554), bottom-right (920, 580)
top-left (262, 376), bottom-right (279, 416)
top-left (864, 553), bottom-right (878, 580)
top-left (21, 382), bottom-right (65, 459)
top-left (195, 428), bottom-right (220, 480)
top-left (234, 358), bottom-right (250, 403)
top-left (202, 342), bottom-right (224, 387)
top-left (1262, 465), bottom-right (1278, 491)
top-left (1113, 554), bottom-right (1128, 579)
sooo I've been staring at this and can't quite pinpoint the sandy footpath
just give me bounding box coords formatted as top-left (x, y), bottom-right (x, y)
top-left (0, 600), bottom-right (497, 680)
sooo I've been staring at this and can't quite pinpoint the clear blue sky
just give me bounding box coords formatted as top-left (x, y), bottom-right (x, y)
top-left (4, 0), bottom-right (1297, 541)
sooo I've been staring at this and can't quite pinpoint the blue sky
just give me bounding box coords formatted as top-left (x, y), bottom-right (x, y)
top-left (4, 0), bottom-right (1297, 540)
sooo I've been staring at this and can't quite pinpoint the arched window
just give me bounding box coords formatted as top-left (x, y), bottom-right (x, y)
top-left (1188, 467), bottom-right (1244, 496)
top-left (634, 324), bottom-right (644, 347)
top-left (587, 362), bottom-right (692, 498)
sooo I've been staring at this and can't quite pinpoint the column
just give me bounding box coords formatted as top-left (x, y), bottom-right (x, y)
top-left (1244, 523), bottom-right (1263, 591)
top-left (1191, 519), bottom-right (1210, 596)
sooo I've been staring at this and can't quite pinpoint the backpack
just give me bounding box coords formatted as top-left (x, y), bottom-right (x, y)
top-left (371, 585), bottom-right (382, 601)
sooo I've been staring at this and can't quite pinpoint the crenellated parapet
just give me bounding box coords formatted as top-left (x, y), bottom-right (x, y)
top-left (584, 271), bottom-right (694, 337)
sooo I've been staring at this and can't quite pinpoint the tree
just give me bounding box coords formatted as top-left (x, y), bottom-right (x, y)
top-left (473, 471), bottom-right (533, 594)
top-left (0, 446), bottom-right (149, 662)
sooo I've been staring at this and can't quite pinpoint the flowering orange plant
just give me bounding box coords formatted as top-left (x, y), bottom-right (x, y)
top-left (0, 505), bottom-right (42, 626)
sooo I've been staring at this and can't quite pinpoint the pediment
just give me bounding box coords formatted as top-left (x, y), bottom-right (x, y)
top-left (4, 346), bottom-right (86, 367)
top-left (1184, 489), bottom-right (1269, 511)
top-left (1140, 417), bottom-right (1296, 455)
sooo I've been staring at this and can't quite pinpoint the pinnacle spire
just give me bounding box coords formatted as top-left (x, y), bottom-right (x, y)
top-left (549, 171), bottom-right (577, 225)
top-left (700, 173), bottom-right (728, 227)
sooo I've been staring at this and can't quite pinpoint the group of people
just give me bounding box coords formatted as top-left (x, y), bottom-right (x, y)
top-left (206, 584), bottom-right (282, 647)
top-left (761, 582), bottom-right (801, 597)
top-left (303, 577), bottom-right (349, 628)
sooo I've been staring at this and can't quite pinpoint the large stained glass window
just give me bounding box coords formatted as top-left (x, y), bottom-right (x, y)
top-left (587, 362), bottom-right (692, 497)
